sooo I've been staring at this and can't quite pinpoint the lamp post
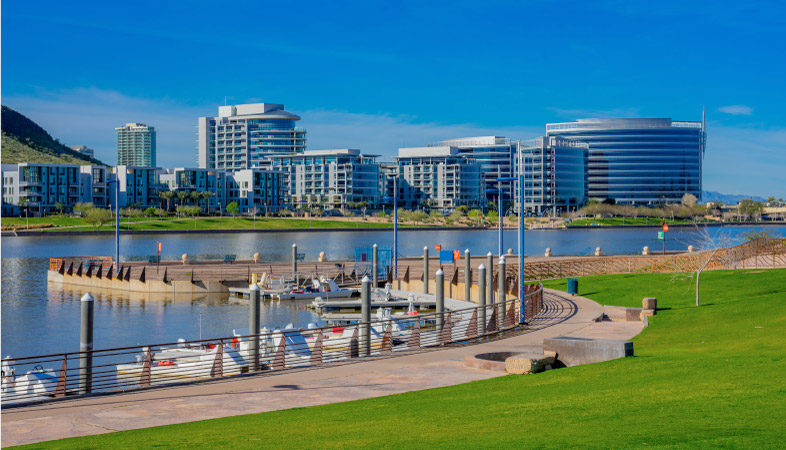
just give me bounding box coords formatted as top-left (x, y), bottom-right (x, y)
top-left (496, 177), bottom-right (517, 257)
top-left (108, 168), bottom-right (121, 271)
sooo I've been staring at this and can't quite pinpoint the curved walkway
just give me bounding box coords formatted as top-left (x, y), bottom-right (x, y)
top-left (1, 289), bottom-right (643, 447)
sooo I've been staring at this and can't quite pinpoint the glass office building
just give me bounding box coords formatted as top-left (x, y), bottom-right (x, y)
top-left (546, 117), bottom-right (705, 205)
top-left (517, 137), bottom-right (588, 215)
top-left (198, 103), bottom-right (306, 171)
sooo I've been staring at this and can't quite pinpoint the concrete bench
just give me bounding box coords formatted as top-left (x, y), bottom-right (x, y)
top-left (543, 337), bottom-right (633, 367)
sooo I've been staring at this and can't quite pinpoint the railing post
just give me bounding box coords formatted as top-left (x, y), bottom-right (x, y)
top-left (361, 275), bottom-right (371, 356)
top-left (79, 292), bottom-right (94, 394)
top-left (249, 283), bottom-right (260, 372)
top-left (436, 268), bottom-right (445, 335)
top-left (423, 246), bottom-right (429, 294)
top-left (479, 264), bottom-right (487, 335)
top-left (372, 244), bottom-right (379, 288)
top-left (498, 256), bottom-right (506, 322)
top-left (464, 249), bottom-right (471, 302)
top-left (292, 243), bottom-right (297, 285)
top-left (487, 252), bottom-right (494, 307)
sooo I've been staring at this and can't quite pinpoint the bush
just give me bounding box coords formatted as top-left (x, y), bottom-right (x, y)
top-left (84, 207), bottom-right (112, 229)
top-left (145, 206), bottom-right (157, 217)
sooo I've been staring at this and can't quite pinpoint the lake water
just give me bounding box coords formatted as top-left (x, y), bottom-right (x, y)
top-left (2, 225), bottom-right (783, 358)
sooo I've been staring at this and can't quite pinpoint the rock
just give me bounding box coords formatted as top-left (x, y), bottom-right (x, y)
top-left (642, 297), bottom-right (657, 311)
top-left (505, 353), bottom-right (555, 375)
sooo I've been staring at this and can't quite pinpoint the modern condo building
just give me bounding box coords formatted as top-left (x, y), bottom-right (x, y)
top-left (432, 136), bottom-right (515, 204)
top-left (517, 137), bottom-right (588, 215)
top-left (116, 123), bottom-right (156, 166)
top-left (546, 117), bottom-right (705, 205)
top-left (198, 103), bottom-right (306, 171)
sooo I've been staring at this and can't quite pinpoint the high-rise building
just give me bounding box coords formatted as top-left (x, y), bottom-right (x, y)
top-left (395, 146), bottom-right (486, 210)
top-left (116, 123), bottom-right (156, 167)
top-left (516, 137), bottom-right (588, 215)
top-left (198, 103), bottom-right (306, 171)
top-left (431, 136), bottom-right (515, 204)
top-left (546, 117), bottom-right (705, 205)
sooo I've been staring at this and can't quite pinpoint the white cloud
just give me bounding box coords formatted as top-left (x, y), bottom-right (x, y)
top-left (717, 105), bottom-right (753, 116)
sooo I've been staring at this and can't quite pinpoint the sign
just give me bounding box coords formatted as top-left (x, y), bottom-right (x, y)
top-left (658, 231), bottom-right (664, 241)
top-left (662, 224), bottom-right (669, 232)
top-left (435, 244), bottom-right (442, 251)
top-left (453, 250), bottom-right (461, 261)
top-left (157, 242), bottom-right (162, 252)
top-left (296, 252), bottom-right (306, 261)
top-left (439, 250), bottom-right (454, 264)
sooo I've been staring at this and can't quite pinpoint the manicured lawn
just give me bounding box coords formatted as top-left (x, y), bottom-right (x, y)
top-left (1, 216), bottom-right (419, 231)
top-left (14, 269), bottom-right (786, 449)
top-left (568, 216), bottom-right (705, 226)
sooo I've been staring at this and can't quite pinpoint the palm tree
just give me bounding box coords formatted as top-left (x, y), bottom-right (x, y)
top-left (190, 190), bottom-right (201, 207)
top-left (201, 191), bottom-right (215, 214)
top-left (176, 190), bottom-right (190, 207)
top-left (158, 191), bottom-right (174, 211)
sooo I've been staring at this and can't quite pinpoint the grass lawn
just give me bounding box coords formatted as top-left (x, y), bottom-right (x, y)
top-left (14, 269), bottom-right (786, 449)
top-left (568, 216), bottom-right (704, 226)
top-left (1, 216), bottom-right (420, 231)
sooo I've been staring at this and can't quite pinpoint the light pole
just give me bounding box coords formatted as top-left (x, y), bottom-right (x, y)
top-left (517, 146), bottom-right (525, 324)
top-left (496, 177), bottom-right (516, 257)
top-left (108, 168), bottom-right (120, 271)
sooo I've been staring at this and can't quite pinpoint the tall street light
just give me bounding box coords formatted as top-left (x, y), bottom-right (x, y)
top-left (108, 167), bottom-right (121, 271)
top-left (496, 177), bottom-right (516, 257)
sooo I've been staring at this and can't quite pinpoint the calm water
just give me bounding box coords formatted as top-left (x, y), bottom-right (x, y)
top-left (2, 225), bottom-right (783, 358)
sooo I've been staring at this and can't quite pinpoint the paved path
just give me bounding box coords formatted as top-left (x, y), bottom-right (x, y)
top-left (1, 289), bottom-right (644, 447)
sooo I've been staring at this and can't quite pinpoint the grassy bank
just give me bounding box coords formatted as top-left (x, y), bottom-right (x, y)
top-left (14, 268), bottom-right (786, 449)
top-left (1, 216), bottom-right (425, 231)
top-left (567, 216), bottom-right (706, 226)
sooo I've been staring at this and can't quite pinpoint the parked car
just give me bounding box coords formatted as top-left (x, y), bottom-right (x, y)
top-left (323, 209), bottom-right (344, 217)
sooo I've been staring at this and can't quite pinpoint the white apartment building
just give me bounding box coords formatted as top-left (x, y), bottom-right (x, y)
top-left (198, 103), bottom-right (306, 171)
top-left (270, 149), bottom-right (379, 209)
top-left (116, 123), bottom-right (156, 166)
top-left (395, 146), bottom-right (486, 210)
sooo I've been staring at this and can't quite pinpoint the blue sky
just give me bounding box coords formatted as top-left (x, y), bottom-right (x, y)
top-left (2, 0), bottom-right (784, 197)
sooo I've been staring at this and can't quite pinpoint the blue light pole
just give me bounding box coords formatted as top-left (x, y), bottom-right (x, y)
top-left (495, 177), bottom-right (516, 257)
top-left (108, 168), bottom-right (120, 272)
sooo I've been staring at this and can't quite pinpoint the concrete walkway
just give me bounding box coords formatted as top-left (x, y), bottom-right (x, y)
top-left (1, 289), bottom-right (644, 447)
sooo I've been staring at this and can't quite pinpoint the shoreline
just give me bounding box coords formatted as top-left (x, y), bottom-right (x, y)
top-left (2, 221), bottom-right (784, 237)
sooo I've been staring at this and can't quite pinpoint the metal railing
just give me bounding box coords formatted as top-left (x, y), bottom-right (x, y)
top-left (1, 284), bottom-right (543, 407)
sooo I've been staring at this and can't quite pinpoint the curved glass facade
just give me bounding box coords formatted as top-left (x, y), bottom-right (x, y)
top-left (546, 118), bottom-right (705, 205)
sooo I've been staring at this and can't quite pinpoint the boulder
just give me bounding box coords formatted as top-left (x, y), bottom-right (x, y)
top-left (505, 353), bottom-right (555, 375)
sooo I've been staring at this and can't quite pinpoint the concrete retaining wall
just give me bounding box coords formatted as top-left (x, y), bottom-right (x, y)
top-left (543, 337), bottom-right (633, 367)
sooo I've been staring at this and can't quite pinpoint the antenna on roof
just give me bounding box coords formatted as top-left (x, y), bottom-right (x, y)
top-left (224, 96), bottom-right (227, 106)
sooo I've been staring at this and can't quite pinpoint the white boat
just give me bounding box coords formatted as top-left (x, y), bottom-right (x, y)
top-left (275, 277), bottom-right (354, 300)
top-left (2, 356), bottom-right (59, 404)
top-left (116, 340), bottom-right (250, 385)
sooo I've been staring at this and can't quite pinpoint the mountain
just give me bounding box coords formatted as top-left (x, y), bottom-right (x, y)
top-left (1, 105), bottom-right (106, 166)
top-left (702, 190), bottom-right (766, 205)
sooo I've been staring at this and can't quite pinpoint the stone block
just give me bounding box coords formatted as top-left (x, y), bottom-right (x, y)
top-left (642, 297), bottom-right (657, 311)
top-left (505, 353), bottom-right (555, 375)
top-left (603, 305), bottom-right (644, 322)
top-left (543, 337), bottom-right (633, 367)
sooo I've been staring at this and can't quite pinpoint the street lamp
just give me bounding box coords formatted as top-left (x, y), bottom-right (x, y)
top-left (108, 167), bottom-right (120, 271)
top-left (496, 177), bottom-right (517, 256)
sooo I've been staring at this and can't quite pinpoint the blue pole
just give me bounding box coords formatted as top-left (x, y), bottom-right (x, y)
top-left (498, 182), bottom-right (503, 256)
top-left (393, 176), bottom-right (398, 283)
top-left (518, 172), bottom-right (525, 324)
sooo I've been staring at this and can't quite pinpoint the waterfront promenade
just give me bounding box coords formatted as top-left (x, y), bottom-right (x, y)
top-left (1, 289), bottom-right (643, 447)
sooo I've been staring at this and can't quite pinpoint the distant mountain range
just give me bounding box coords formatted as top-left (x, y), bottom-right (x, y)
top-left (702, 190), bottom-right (766, 204)
top-left (1, 105), bottom-right (106, 166)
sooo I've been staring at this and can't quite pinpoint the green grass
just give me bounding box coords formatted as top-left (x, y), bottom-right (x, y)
top-left (1, 216), bottom-right (423, 231)
top-left (568, 216), bottom-right (703, 226)
top-left (14, 269), bottom-right (786, 449)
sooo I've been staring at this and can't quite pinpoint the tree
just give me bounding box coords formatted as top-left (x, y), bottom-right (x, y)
top-left (190, 190), bottom-right (201, 207)
top-left (739, 199), bottom-right (764, 221)
top-left (74, 202), bottom-right (93, 217)
top-left (84, 207), bottom-right (112, 229)
top-left (200, 191), bottom-right (215, 214)
top-left (681, 193), bottom-right (698, 208)
top-left (226, 201), bottom-right (239, 217)
top-left (155, 207), bottom-right (168, 219)
top-left (158, 191), bottom-right (174, 211)
top-left (176, 190), bottom-right (190, 208)
top-left (17, 196), bottom-right (29, 217)
top-left (145, 206), bottom-right (157, 217)
top-left (55, 201), bottom-right (65, 215)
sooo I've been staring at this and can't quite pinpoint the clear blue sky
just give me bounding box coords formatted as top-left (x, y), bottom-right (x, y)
top-left (2, 0), bottom-right (784, 197)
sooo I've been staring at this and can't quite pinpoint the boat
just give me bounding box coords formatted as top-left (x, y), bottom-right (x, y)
top-left (1, 357), bottom-right (59, 404)
top-left (115, 340), bottom-right (250, 385)
top-left (275, 277), bottom-right (354, 300)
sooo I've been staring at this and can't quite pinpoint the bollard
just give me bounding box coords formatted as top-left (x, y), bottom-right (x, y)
top-left (423, 246), bottom-right (429, 294)
top-left (361, 276), bottom-right (371, 356)
top-left (292, 243), bottom-right (298, 285)
top-left (249, 284), bottom-right (261, 372)
top-left (464, 249), bottom-right (471, 302)
top-left (80, 292), bottom-right (94, 394)
top-left (478, 264), bottom-right (487, 335)
top-left (372, 244), bottom-right (379, 288)
top-left (487, 252), bottom-right (494, 306)
top-left (436, 269), bottom-right (444, 335)
top-left (498, 256), bottom-right (506, 321)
